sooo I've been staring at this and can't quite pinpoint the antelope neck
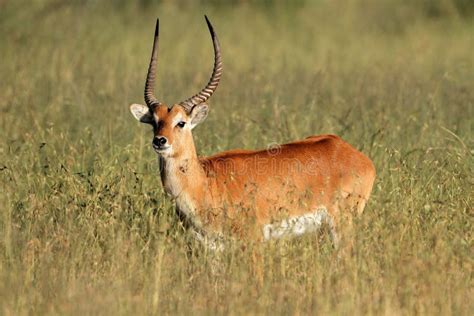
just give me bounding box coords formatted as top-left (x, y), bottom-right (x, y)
top-left (158, 141), bottom-right (204, 199)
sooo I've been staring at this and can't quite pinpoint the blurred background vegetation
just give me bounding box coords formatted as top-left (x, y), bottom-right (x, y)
top-left (0, 0), bottom-right (472, 315)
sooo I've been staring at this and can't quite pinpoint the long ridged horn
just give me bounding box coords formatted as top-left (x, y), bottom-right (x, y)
top-left (180, 15), bottom-right (223, 113)
top-left (144, 19), bottom-right (161, 108)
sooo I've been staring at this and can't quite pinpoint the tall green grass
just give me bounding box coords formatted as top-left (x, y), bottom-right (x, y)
top-left (1, 1), bottom-right (472, 314)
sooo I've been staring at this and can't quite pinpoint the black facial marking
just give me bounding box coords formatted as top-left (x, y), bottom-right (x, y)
top-left (153, 120), bottom-right (164, 132)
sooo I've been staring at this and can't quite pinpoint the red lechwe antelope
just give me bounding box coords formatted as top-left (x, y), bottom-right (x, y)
top-left (129, 17), bottom-right (376, 251)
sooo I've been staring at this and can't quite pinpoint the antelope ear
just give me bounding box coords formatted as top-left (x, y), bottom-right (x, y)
top-left (189, 103), bottom-right (209, 129)
top-left (130, 104), bottom-right (153, 124)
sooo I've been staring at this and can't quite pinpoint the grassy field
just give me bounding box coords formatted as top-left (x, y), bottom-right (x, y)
top-left (0, 0), bottom-right (473, 314)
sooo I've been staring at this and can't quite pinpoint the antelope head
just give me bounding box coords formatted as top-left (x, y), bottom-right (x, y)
top-left (130, 16), bottom-right (222, 158)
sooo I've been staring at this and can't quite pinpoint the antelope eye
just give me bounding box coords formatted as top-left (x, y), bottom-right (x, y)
top-left (177, 121), bottom-right (186, 128)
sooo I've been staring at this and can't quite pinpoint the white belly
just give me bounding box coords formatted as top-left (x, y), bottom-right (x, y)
top-left (262, 207), bottom-right (333, 240)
